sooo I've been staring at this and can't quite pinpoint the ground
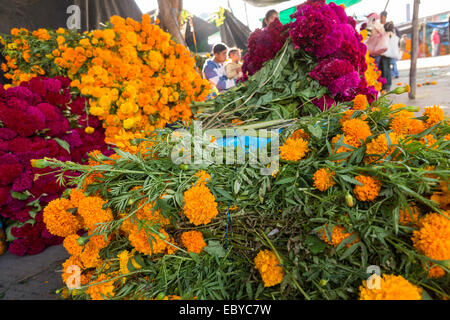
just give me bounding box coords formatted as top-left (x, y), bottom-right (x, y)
top-left (390, 55), bottom-right (450, 115)
top-left (0, 55), bottom-right (449, 300)
top-left (0, 244), bottom-right (68, 300)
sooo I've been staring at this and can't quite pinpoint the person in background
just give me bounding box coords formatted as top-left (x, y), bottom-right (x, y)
top-left (203, 43), bottom-right (236, 93)
top-left (380, 22), bottom-right (399, 91)
top-left (399, 34), bottom-right (407, 60)
top-left (262, 10), bottom-right (279, 28)
top-left (431, 28), bottom-right (440, 57)
top-left (225, 48), bottom-right (243, 80)
top-left (380, 10), bottom-right (387, 26)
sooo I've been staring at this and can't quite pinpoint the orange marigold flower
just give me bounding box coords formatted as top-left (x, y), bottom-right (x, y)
top-left (341, 118), bottom-right (372, 144)
top-left (43, 198), bottom-right (82, 237)
top-left (427, 265), bottom-right (446, 279)
top-left (423, 105), bottom-right (444, 128)
top-left (62, 255), bottom-right (84, 284)
top-left (254, 250), bottom-right (284, 287)
top-left (359, 274), bottom-right (422, 300)
top-left (181, 230), bottom-right (207, 254)
top-left (353, 175), bottom-right (381, 201)
top-left (79, 241), bottom-right (103, 269)
top-left (291, 129), bottom-right (310, 140)
top-left (430, 180), bottom-right (449, 210)
top-left (129, 227), bottom-right (169, 255)
top-left (364, 132), bottom-right (400, 164)
top-left (419, 134), bottom-right (438, 149)
top-left (194, 170), bottom-right (211, 185)
top-left (313, 168), bottom-right (336, 192)
top-left (352, 94), bottom-right (368, 110)
top-left (69, 188), bottom-right (86, 208)
top-left (279, 137), bottom-right (309, 161)
top-left (412, 212), bottom-right (450, 278)
top-left (399, 205), bottom-right (420, 225)
top-left (63, 234), bottom-right (83, 256)
top-left (183, 183), bottom-right (218, 226)
top-left (86, 273), bottom-right (117, 300)
top-left (319, 225), bottom-right (358, 247)
top-left (77, 196), bottom-right (113, 231)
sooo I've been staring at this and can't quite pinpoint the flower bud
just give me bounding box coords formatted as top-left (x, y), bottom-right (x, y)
top-left (76, 236), bottom-right (89, 246)
top-left (85, 126), bottom-right (94, 134)
top-left (392, 85), bottom-right (410, 95)
top-left (345, 192), bottom-right (354, 207)
top-left (30, 159), bottom-right (49, 168)
top-left (404, 106), bottom-right (420, 113)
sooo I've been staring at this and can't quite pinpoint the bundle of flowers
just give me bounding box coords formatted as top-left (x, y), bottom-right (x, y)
top-left (39, 92), bottom-right (449, 300)
top-left (0, 76), bottom-right (110, 255)
top-left (241, 19), bottom-right (289, 80)
top-left (193, 0), bottom-right (383, 128)
top-left (1, 14), bottom-right (210, 153)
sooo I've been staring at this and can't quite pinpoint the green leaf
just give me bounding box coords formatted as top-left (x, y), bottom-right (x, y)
top-left (421, 290), bottom-right (433, 300)
top-left (340, 175), bottom-right (364, 186)
top-left (274, 177), bottom-right (296, 185)
top-left (54, 138), bottom-right (71, 154)
top-left (10, 190), bottom-right (29, 200)
top-left (306, 235), bottom-right (326, 254)
top-left (307, 124), bottom-right (322, 139)
top-left (213, 188), bottom-right (234, 202)
top-left (204, 240), bottom-right (226, 258)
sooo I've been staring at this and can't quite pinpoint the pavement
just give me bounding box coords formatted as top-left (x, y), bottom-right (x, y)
top-left (390, 55), bottom-right (450, 116)
top-left (0, 244), bottom-right (68, 300)
top-left (0, 55), bottom-right (449, 301)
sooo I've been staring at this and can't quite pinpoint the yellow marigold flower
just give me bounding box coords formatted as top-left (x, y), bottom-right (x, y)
top-left (84, 126), bottom-right (95, 134)
top-left (359, 274), bottom-right (422, 300)
top-left (63, 234), bottom-right (83, 256)
top-left (364, 132), bottom-right (400, 164)
top-left (313, 168), bottom-right (336, 192)
top-left (341, 118), bottom-right (372, 144)
top-left (352, 94), bottom-right (368, 110)
top-left (183, 183), bottom-right (218, 226)
top-left (254, 250), bottom-right (284, 287)
top-left (412, 212), bottom-right (450, 278)
top-left (118, 250), bottom-right (141, 276)
top-left (279, 137), bottom-right (309, 161)
top-left (399, 205), bottom-right (420, 225)
top-left (86, 273), bottom-right (117, 300)
top-left (181, 230), bottom-right (207, 254)
top-left (319, 225), bottom-right (358, 248)
top-left (423, 105), bottom-right (444, 128)
top-left (43, 198), bottom-right (82, 237)
top-left (77, 196), bottom-right (113, 231)
top-left (353, 175), bottom-right (381, 202)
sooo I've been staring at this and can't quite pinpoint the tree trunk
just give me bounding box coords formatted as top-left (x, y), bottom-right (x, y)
top-left (157, 0), bottom-right (186, 46)
top-left (409, 0), bottom-right (420, 100)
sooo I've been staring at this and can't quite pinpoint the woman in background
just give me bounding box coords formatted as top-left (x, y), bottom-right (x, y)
top-left (262, 10), bottom-right (279, 28)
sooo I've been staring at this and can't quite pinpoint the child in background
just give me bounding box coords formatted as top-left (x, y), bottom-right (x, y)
top-left (225, 48), bottom-right (243, 80)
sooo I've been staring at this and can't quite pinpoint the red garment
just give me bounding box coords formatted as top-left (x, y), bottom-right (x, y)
top-left (432, 32), bottom-right (440, 44)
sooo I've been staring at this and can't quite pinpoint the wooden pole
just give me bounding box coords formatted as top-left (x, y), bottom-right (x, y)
top-left (409, 0), bottom-right (420, 100)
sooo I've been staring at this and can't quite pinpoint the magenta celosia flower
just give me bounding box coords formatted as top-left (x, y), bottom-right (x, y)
top-left (1, 75), bottom-right (110, 256)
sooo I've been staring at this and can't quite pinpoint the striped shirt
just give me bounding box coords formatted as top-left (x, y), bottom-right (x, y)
top-left (202, 59), bottom-right (236, 92)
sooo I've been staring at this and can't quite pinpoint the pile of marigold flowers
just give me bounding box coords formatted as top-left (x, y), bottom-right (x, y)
top-left (1, 14), bottom-right (210, 152)
top-left (37, 86), bottom-right (449, 299)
